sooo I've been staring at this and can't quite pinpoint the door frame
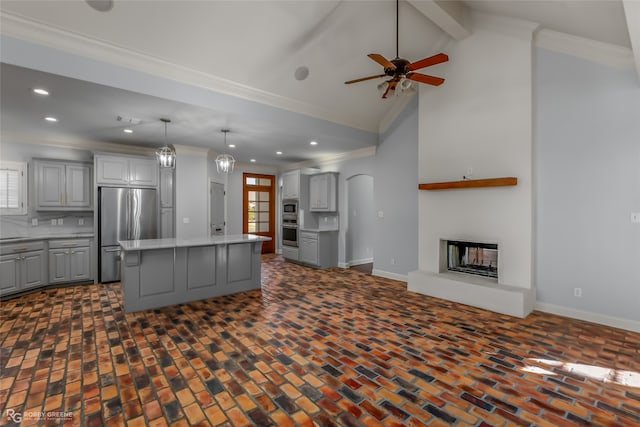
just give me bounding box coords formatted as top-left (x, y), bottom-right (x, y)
top-left (242, 173), bottom-right (276, 253)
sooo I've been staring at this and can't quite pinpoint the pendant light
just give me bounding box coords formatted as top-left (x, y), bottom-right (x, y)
top-left (215, 129), bottom-right (236, 174)
top-left (156, 118), bottom-right (176, 169)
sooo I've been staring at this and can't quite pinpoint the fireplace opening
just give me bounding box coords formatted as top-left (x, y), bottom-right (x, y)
top-left (447, 240), bottom-right (498, 279)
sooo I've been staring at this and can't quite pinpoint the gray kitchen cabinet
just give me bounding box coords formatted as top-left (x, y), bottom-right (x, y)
top-left (95, 155), bottom-right (158, 187)
top-left (34, 160), bottom-right (92, 210)
top-left (282, 245), bottom-right (299, 261)
top-left (0, 241), bottom-right (47, 296)
top-left (160, 207), bottom-right (174, 238)
top-left (309, 173), bottom-right (337, 212)
top-left (160, 168), bottom-right (174, 208)
top-left (48, 239), bottom-right (92, 284)
top-left (298, 230), bottom-right (338, 268)
top-left (282, 169), bottom-right (300, 199)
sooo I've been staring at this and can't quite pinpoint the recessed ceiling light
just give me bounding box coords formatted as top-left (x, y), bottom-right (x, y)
top-left (85, 0), bottom-right (113, 12)
top-left (250, 159), bottom-right (256, 163)
top-left (45, 116), bottom-right (58, 122)
top-left (276, 151), bottom-right (283, 155)
top-left (310, 141), bottom-right (318, 146)
top-left (228, 144), bottom-right (236, 148)
top-left (123, 129), bottom-right (133, 134)
top-left (33, 88), bottom-right (49, 96)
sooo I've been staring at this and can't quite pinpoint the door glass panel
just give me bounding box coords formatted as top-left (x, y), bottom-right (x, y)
top-left (248, 223), bottom-right (256, 232)
top-left (259, 178), bottom-right (271, 186)
top-left (258, 202), bottom-right (269, 211)
top-left (259, 192), bottom-right (269, 201)
top-left (246, 177), bottom-right (257, 185)
top-left (248, 191), bottom-right (257, 202)
top-left (259, 212), bottom-right (269, 222)
top-left (259, 222), bottom-right (269, 232)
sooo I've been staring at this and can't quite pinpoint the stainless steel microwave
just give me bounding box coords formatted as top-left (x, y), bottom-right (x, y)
top-left (283, 200), bottom-right (298, 214)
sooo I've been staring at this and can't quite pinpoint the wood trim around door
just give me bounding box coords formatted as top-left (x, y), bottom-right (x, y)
top-left (242, 172), bottom-right (275, 253)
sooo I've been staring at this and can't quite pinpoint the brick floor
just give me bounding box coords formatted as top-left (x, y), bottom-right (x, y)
top-left (1, 254), bottom-right (639, 426)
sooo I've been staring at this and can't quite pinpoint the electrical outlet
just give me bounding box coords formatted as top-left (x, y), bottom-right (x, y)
top-left (183, 217), bottom-right (190, 224)
top-left (631, 212), bottom-right (640, 223)
top-left (391, 258), bottom-right (396, 265)
top-left (51, 219), bottom-right (57, 226)
top-left (58, 218), bottom-right (63, 225)
top-left (78, 218), bottom-right (84, 226)
top-left (378, 211), bottom-right (384, 218)
top-left (574, 287), bottom-right (582, 298)
top-left (31, 218), bottom-right (38, 226)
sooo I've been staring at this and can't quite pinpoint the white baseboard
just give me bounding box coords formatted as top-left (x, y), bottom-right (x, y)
top-left (338, 262), bottom-right (349, 269)
top-left (372, 269), bottom-right (408, 282)
top-left (348, 258), bottom-right (373, 267)
top-left (535, 302), bottom-right (640, 333)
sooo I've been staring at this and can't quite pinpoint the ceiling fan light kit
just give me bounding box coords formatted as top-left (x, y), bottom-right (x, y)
top-left (345, 0), bottom-right (448, 98)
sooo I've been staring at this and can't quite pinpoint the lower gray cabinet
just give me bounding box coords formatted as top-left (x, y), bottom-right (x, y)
top-left (48, 239), bottom-right (92, 284)
top-left (0, 241), bottom-right (47, 296)
top-left (298, 231), bottom-right (338, 268)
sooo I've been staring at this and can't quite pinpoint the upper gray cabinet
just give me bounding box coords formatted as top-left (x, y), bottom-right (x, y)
top-left (282, 169), bottom-right (300, 200)
top-left (309, 173), bottom-right (337, 212)
top-left (95, 155), bottom-right (158, 187)
top-left (34, 159), bottom-right (92, 211)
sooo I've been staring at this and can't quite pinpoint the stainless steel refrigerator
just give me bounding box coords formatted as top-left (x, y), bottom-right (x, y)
top-left (99, 187), bottom-right (158, 282)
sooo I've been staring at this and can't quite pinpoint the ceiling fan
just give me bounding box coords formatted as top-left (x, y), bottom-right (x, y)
top-left (345, 0), bottom-right (448, 98)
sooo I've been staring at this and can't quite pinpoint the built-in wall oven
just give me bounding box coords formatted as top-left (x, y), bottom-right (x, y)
top-left (282, 200), bottom-right (299, 247)
top-left (282, 222), bottom-right (298, 247)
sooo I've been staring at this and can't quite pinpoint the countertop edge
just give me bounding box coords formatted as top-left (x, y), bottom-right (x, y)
top-left (119, 234), bottom-right (272, 251)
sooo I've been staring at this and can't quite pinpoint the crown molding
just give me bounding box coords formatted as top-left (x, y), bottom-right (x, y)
top-left (535, 29), bottom-right (634, 70)
top-left (0, 132), bottom-right (156, 156)
top-left (0, 11), bottom-right (378, 133)
top-left (279, 145), bottom-right (377, 172)
top-left (173, 144), bottom-right (210, 157)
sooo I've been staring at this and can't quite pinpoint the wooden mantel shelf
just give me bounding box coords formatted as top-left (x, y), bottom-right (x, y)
top-left (419, 177), bottom-right (517, 191)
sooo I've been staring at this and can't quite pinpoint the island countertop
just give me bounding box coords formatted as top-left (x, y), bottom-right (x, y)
top-left (119, 234), bottom-right (271, 251)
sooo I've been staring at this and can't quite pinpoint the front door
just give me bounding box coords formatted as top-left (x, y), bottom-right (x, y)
top-left (243, 173), bottom-right (275, 253)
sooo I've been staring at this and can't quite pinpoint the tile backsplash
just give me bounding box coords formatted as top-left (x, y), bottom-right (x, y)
top-left (0, 212), bottom-right (94, 238)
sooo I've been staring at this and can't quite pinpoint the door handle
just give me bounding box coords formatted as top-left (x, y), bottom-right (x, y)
top-left (104, 248), bottom-right (121, 253)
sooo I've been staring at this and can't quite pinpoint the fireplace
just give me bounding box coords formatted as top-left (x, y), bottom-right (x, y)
top-left (446, 240), bottom-right (498, 279)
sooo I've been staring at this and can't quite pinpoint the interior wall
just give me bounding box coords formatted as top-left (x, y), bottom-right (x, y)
top-left (373, 97), bottom-right (419, 277)
top-left (535, 48), bottom-right (640, 322)
top-left (346, 174), bottom-right (374, 265)
top-left (175, 148), bottom-right (208, 239)
top-left (418, 16), bottom-right (535, 289)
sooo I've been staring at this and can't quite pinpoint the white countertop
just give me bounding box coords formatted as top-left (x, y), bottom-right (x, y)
top-left (0, 232), bottom-right (94, 244)
top-left (119, 234), bottom-right (271, 251)
top-left (299, 228), bottom-right (339, 232)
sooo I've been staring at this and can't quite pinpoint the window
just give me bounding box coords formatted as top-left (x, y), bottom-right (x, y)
top-left (0, 161), bottom-right (27, 215)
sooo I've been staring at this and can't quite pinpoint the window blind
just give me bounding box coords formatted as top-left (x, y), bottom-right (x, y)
top-left (0, 168), bottom-right (20, 209)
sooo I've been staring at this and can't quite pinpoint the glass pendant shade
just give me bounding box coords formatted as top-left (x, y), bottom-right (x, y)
top-left (157, 118), bottom-right (176, 169)
top-left (215, 153), bottom-right (235, 174)
top-left (216, 129), bottom-right (235, 174)
top-left (157, 145), bottom-right (176, 168)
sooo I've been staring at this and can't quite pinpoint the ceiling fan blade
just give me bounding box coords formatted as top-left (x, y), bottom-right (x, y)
top-left (368, 53), bottom-right (396, 70)
top-left (407, 72), bottom-right (445, 86)
top-left (408, 53), bottom-right (449, 71)
top-left (344, 74), bottom-right (387, 84)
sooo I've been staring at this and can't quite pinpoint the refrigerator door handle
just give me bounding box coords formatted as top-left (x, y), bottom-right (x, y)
top-left (126, 190), bottom-right (131, 241)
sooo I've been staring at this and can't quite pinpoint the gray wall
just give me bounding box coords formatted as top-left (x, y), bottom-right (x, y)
top-left (373, 97), bottom-right (419, 277)
top-left (535, 48), bottom-right (640, 321)
top-left (346, 174), bottom-right (374, 264)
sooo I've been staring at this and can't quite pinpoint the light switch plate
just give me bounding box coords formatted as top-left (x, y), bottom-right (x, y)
top-left (51, 219), bottom-right (57, 226)
top-left (58, 218), bottom-right (64, 225)
top-left (32, 218), bottom-right (38, 226)
top-left (183, 217), bottom-right (190, 224)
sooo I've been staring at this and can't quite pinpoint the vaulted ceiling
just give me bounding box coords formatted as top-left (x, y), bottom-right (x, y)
top-left (1, 1), bottom-right (638, 167)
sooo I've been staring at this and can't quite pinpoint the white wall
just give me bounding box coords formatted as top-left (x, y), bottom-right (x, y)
top-left (374, 97), bottom-right (419, 277)
top-left (535, 48), bottom-right (640, 323)
top-left (175, 146), bottom-right (209, 239)
top-left (346, 174), bottom-right (374, 265)
top-left (418, 16), bottom-right (535, 290)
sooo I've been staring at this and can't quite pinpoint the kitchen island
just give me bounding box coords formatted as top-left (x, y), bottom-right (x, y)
top-left (119, 234), bottom-right (270, 312)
